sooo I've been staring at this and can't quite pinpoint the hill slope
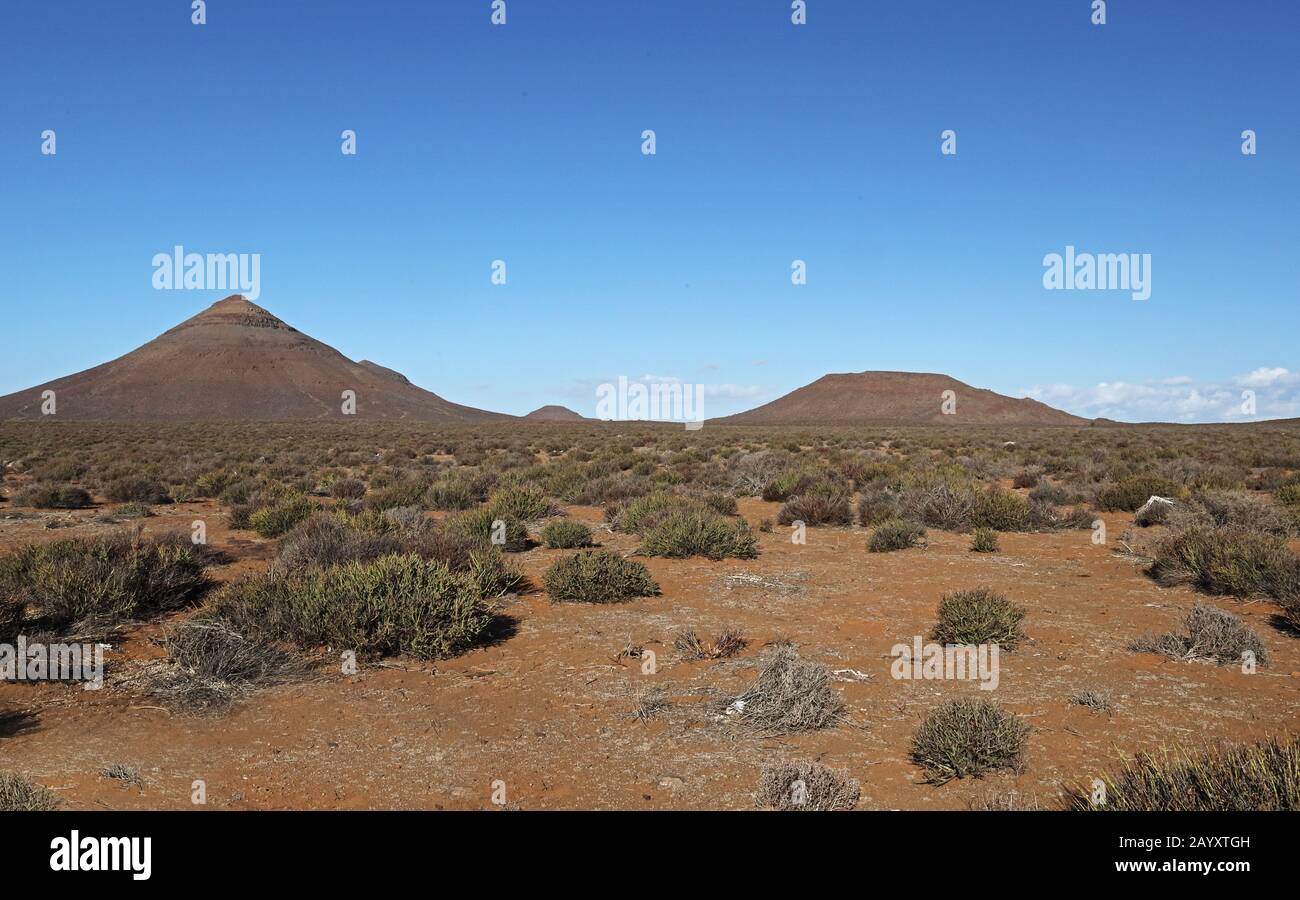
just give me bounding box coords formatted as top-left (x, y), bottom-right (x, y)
top-left (711, 371), bottom-right (1090, 426)
top-left (523, 405), bottom-right (588, 422)
top-left (0, 295), bottom-right (511, 423)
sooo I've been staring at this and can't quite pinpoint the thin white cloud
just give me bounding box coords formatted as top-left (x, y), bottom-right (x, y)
top-left (1235, 367), bottom-right (1295, 388)
top-left (1023, 368), bottom-right (1300, 422)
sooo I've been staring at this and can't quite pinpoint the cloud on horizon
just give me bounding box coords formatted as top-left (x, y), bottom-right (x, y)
top-left (1023, 368), bottom-right (1300, 423)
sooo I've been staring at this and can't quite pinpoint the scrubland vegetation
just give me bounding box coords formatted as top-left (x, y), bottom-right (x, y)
top-left (2, 419), bottom-right (1299, 809)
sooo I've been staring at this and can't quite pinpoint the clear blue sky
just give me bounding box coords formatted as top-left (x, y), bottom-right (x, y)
top-left (1, 1), bottom-right (1296, 422)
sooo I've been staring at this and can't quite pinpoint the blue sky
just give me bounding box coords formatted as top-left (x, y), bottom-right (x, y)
top-left (1, 1), bottom-right (1296, 422)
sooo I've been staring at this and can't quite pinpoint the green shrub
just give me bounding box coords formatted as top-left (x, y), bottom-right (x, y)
top-left (856, 486), bottom-right (900, 526)
top-left (610, 492), bottom-right (700, 533)
top-left (969, 527), bottom-right (999, 552)
top-left (275, 513), bottom-right (403, 570)
top-left (640, 510), bottom-right (759, 560)
top-left (0, 594), bottom-right (22, 641)
top-left (13, 483), bottom-right (93, 509)
top-left (1095, 475), bottom-right (1184, 512)
top-left (487, 482), bottom-right (556, 522)
top-left (113, 502), bottom-right (154, 519)
top-left (1277, 483), bottom-right (1300, 507)
top-left (1011, 469), bottom-right (1040, 489)
top-left (867, 518), bottom-right (926, 552)
top-left (777, 480), bottom-right (853, 527)
top-left (465, 546), bottom-right (527, 598)
top-left (543, 550), bottom-right (659, 603)
top-left (761, 469), bottom-right (816, 502)
top-left (0, 532), bottom-right (211, 632)
top-left (702, 492), bottom-right (739, 516)
top-left (329, 478), bottom-right (367, 500)
top-left (971, 487), bottom-right (1032, 532)
top-left (1065, 737), bottom-right (1300, 811)
top-left (1150, 525), bottom-right (1300, 601)
top-left (192, 470), bottom-right (236, 498)
top-left (248, 495), bottom-right (315, 538)
top-left (446, 507), bottom-right (529, 552)
top-left (209, 554), bottom-right (493, 659)
top-left (541, 520), bottom-right (594, 549)
top-left (105, 475), bottom-right (170, 504)
top-left (424, 477), bottom-right (476, 510)
top-left (931, 588), bottom-right (1025, 648)
top-left (910, 698), bottom-right (1029, 785)
top-left (368, 483), bottom-right (430, 512)
top-left (0, 773), bottom-right (59, 811)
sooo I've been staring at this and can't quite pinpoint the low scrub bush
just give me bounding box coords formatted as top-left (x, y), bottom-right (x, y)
top-left (970, 527), bottom-right (999, 553)
top-left (727, 645), bottom-right (844, 736)
top-left (609, 492), bottom-right (700, 534)
top-left (755, 761), bottom-right (860, 811)
top-left (1168, 490), bottom-right (1295, 537)
top-left (446, 507), bottom-right (529, 552)
top-left (540, 519), bottom-right (593, 549)
top-left (143, 619), bottom-right (316, 711)
top-left (971, 487), bottom-right (1032, 532)
top-left (0, 773), bottom-right (59, 811)
top-left (910, 698), bottom-right (1029, 785)
top-left (543, 550), bottom-right (658, 603)
top-left (1130, 602), bottom-right (1267, 666)
top-left (867, 518), bottom-right (926, 552)
top-left (777, 480), bottom-right (853, 527)
top-left (112, 502), bottom-right (154, 519)
top-left (105, 475), bottom-right (170, 505)
top-left (1095, 475), bottom-right (1184, 512)
top-left (209, 554), bottom-right (494, 660)
top-left (329, 478), bottom-right (366, 500)
top-left (1149, 525), bottom-right (1300, 601)
top-left (13, 483), bottom-right (93, 509)
top-left (674, 627), bottom-right (747, 660)
top-left (0, 531), bottom-right (211, 633)
top-left (639, 509), bottom-right (759, 560)
top-left (248, 494), bottom-right (315, 538)
top-left (931, 588), bottom-right (1025, 649)
top-left (856, 486), bottom-right (900, 526)
top-left (487, 482), bottom-right (557, 522)
top-left (1064, 737), bottom-right (1300, 810)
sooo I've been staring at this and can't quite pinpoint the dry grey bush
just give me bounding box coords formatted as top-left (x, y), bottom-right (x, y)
top-left (137, 619), bottom-right (316, 711)
top-left (726, 645), bottom-right (845, 736)
top-left (1130, 603), bottom-right (1268, 667)
top-left (755, 760), bottom-right (860, 811)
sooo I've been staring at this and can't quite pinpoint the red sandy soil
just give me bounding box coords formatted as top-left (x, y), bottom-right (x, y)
top-left (2, 497), bottom-right (1297, 811)
top-left (0, 296), bottom-right (511, 423)
top-left (711, 372), bottom-right (1090, 426)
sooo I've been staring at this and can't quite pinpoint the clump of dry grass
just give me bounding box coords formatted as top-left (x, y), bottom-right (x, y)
top-left (1064, 736), bottom-right (1300, 810)
top-left (1069, 688), bottom-right (1114, 714)
top-left (1130, 602), bottom-right (1267, 666)
top-left (0, 773), bottom-right (59, 810)
top-left (100, 763), bottom-right (145, 787)
top-left (755, 760), bottom-right (860, 810)
top-left (970, 789), bottom-right (1043, 811)
top-left (726, 645), bottom-right (845, 736)
top-left (136, 619), bottom-right (317, 712)
top-left (632, 689), bottom-right (672, 722)
top-left (674, 627), bottom-right (747, 660)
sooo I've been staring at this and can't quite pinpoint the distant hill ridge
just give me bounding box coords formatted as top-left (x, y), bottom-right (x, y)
top-left (0, 295), bottom-right (512, 423)
top-left (710, 371), bottom-right (1090, 426)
